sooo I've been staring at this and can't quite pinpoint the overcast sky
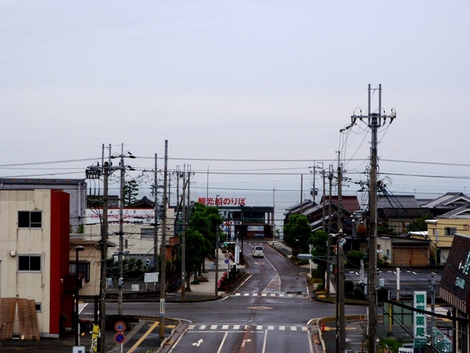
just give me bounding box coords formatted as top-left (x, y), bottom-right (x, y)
top-left (1, 1), bottom-right (470, 223)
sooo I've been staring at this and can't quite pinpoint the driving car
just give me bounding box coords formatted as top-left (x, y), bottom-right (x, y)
top-left (253, 245), bottom-right (264, 258)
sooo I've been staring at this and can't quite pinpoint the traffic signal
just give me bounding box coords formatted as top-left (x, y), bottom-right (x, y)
top-left (118, 277), bottom-right (124, 287)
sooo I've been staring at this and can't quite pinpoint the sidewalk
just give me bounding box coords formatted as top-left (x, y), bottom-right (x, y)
top-left (270, 240), bottom-right (367, 353)
top-left (166, 248), bottom-right (246, 302)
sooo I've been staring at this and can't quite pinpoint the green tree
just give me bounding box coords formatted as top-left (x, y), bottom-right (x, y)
top-left (182, 202), bottom-right (222, 291)
top-left (345, 249), bottom-right (365, 268)
top-left (406, 214), bottom-right (432, 232)
top-left (123, 179), bottom-right (139, 206)
top-left (283, 214), bottom-right (312, 254)
top-left (309, 230), bottom-right (329, 283)
top-left (377, 221), bottom-right (396, 235)
top-left (184, 229), bottom-right (212, 290)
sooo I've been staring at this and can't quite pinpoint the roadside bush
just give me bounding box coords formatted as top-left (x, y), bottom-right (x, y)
top-left (217, 268), bottom-right (244, 291)
top-left (345, 249), bottom-right (365, 268)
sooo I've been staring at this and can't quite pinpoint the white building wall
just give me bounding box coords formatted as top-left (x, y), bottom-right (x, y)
top-left (0, 189), bottom-right (53, 335)
top-left (83, 208), bottom-right (175, 260)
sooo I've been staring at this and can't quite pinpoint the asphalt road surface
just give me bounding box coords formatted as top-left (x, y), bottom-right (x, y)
top-left (160, 240), bottom-right (366, 353)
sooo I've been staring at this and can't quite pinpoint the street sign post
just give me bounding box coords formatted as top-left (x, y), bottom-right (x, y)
top-left (114, 321), bottom-right (126, 333)
top-left (114, 332), bottom-right (126, 353)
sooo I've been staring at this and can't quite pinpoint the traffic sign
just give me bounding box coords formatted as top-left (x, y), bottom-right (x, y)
top-left (114, 321), bottom-right (126, 333)
top-left (114, 332), bottom-right (126, 344)
top-left (224, 259), bottom-right (229, 264)
top-left (297, 254), bottom-right (313, 260)
top-left (144, 272), bottom-right (159, 283)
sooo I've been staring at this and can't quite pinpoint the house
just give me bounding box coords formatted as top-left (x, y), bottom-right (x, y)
top-left (420, 192), bottom-right (470, 217)
top-left (284, 196), bottom-right (362, 235)
top-left (439, 233), bottom-right (470, 352)
top-left (0, 189), bottom-right (72, 339)
top-left (83, 205), bottom-right (176, 267)
top-left (376, 236), bottom-right (430, 267)
top-left (419, 205), bottom-right (470, 266)
top-left (68, 239), bottom-right (101, 298)
top-left (377, 194), bottom-right (430, 234)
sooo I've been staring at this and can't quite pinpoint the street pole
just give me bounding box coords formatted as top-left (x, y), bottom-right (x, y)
top-left (159, 140), bottom-right (168, 341)
top-left (99, 161), bottom-right (109, 353)
top-left (335, 231), bottom-right (346, 353)
top-left (74, 245), bottom-right (84, 346)
top-left (154, 154), bottom-right (159, 281)
top-left (118, 144), bottom-right (124, 316)
top-left (326, 234), bottom-right (331, 298)
top-left (430, 275), bottom-right (436, 348)
top-left (215, 215), bottom-right (219, 297)
top-left (181, 168), bottom-right (187, 300)
top-left (347, 84), bottom-right (396, 353)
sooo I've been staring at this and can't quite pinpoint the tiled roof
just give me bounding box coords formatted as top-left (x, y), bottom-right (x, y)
top-left (320, 195), bottom-right (361, 212)
top-left (438, 204), bottom-right (470, 218)
top-left (420, 192), bottom-right (470, 208)
top-left (377, 195), bottom-right (419, 209)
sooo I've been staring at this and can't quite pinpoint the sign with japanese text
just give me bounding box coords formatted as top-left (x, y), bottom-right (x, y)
top-left (398, 348), bottom-right (413, 353)
top-left (413, 291), bottom-right (427, 348)
top-left (247, 225), bottom-right (264, 232)
top-left (198, 197), bottom-right (246, 206)
top-left (90, 324), bottom-right (99, 353)
top-left (440, 234), bottom-right (470, 314)
top-left (86, 208), bottom-right (155, 224)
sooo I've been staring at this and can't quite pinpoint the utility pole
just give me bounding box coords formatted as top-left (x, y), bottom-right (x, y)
top-left (347, 84), bottom-right (396, 353)
top-left (337, 152), bottom-right (343, 232)
top-left (99, 161), bottom-right (109, 353)
top-left (159, 140), bottom-right (168, 340)
top-left (154, 154), bottom-right (159, 277)
top-left (321, 171), bottom-right (326, 232)
top-left (310, 161), bottom-right (323, 204)
top-left (215, 208), bottom-right (219, 297)
top-left (118, 145), bottom-right (125, 316)
top-left (86, 144), bottom-right (110, 353)
top-left (336, 151), bottom-right (345, 353)
top-left (116, 143), bottom-right (135, 316)
top-left (335, 230), bottom-right (346, 353)
top-left (181, 167), bottom-right (187, 300)
top-left (327, 166), bottom-right (333, 234)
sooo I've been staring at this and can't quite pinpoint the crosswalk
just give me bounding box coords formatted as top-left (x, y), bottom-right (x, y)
top-left (231, 292), bottom-right (308, 298)
top-left (187, 324), bottom-right (309, 332)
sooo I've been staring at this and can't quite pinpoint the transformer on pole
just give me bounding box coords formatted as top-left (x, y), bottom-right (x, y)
top-left (346, 84), bottom-right (396, 353)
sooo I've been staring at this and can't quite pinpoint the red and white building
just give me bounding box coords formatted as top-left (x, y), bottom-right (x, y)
top-left (0, 189), bottom-right (72, 338)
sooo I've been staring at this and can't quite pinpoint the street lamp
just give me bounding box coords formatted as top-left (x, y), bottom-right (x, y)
top-left (334, 230), bottom-right (346, 353)
top-left (74, 245), bottom-right (85, 347)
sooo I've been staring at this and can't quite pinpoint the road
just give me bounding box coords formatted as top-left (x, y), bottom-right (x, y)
top-left (80, 240), bottom-right (367, 352)
top-left (160, 241), bottom-right (365, 353)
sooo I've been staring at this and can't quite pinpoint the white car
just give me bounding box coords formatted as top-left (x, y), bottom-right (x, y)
top-left (253, 245), bottom-right (264, 258)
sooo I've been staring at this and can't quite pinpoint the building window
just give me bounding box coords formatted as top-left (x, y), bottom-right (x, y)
top-left (69, 262), bottom-right (90, 282)
top-left (18, 211), bottom-right (42, 228)
top-left (18, 255), bottom-right (41, 271)
top-left (35, 303), bottom-right (42, 312)
top-left (444, 227), bottom-right (457, 236)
